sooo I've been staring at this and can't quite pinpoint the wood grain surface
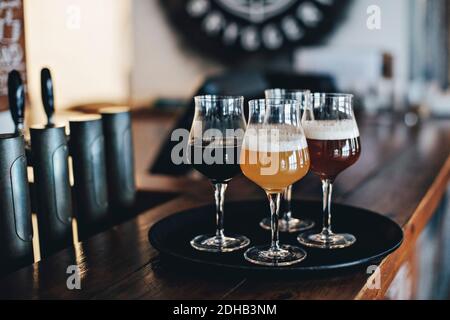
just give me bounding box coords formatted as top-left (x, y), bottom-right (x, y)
top-left (0, 110), bottom-right (449, 300)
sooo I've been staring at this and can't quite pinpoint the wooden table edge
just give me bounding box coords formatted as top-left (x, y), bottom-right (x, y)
top-left (355, 155), bottom-right (450, 300)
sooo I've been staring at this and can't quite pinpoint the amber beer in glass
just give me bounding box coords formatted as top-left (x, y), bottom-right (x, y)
top-left (241, 138), bottom-right (309, 192)
top-left (298, 93), bottom-right (361, 249)
top-left (305, 122), bottom-right (361, 181)
top-left (241, 99), bottom-right (309, 266)
top-left (260, 88), bottom-right (315, 233)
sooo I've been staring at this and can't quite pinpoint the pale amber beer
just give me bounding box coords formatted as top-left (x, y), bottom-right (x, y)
top-left (242, 100), bottom-right (309, 267)
top-left (240, 126), bottom-right (310, 193)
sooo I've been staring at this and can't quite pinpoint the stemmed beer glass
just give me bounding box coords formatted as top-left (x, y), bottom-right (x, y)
top-left (188, 95), bottom-right (250, 252)
top-left (240, 99), bottom-right (310, 266)
top-left (298, 93), bottom-right (361, 249)
top-left (260, 89), bottom-right (315, 233)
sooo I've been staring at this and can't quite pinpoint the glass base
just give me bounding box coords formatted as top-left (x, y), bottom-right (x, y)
top-left (260, 216), bottom-right (315, 233)
top-left (297, 231), bottom-right (356, 249)
top-left (190, 234), bottom-right (250, 253)
top-left (244, 245), bottom-right (307, 267)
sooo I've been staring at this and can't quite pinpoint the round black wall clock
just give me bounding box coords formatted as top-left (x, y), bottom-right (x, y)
top-left (160, 0), bottom-right (352, 63)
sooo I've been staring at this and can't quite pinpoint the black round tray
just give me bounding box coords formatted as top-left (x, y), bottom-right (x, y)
top-left (148, 200), bottom-right (403, 275)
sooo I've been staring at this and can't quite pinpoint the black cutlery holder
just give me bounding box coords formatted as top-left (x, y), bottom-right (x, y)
top-left (0, 133), bottom-right (34, 273)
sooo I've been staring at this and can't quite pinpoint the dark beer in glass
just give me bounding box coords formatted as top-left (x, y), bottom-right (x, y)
top-left (189, 138), bottom-right (242, 183)
top-left (304, 121), bottom-right (361, 181)
top-left (187, 96), bottom-right (250, 253)
top-left (298, 93), bottom-right (361, 249)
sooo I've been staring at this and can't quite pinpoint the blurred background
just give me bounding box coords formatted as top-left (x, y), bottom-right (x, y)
top-left (0, 0), bottom-right (449, 130)
top-left (0, 0), bottom-right (448, 300)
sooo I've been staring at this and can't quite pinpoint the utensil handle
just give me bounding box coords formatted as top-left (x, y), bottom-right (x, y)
top-left (40, 68), bottom-right (55, 127)
top-left (8, 70), bottom-right (25, 134)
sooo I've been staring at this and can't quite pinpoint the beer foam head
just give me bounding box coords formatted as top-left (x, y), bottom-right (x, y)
top-left (244, 125), bottom-right (307, 152)
top-left (302, 120), bottom-right (359, 140)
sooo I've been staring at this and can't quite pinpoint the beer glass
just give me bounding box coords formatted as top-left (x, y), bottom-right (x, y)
top-left (298, 93), bottom-right (361, 249)
top-left (188, 95), bottom-right (250, 252)
top-left (240, 99), bottom-right (309, 266)
top-left (260, 89), bottom-right (315, 233)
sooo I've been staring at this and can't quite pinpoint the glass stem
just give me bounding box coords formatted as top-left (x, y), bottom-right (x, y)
top-left (214, 183), bottom-right (228, 240)
top-left (321, 179), bottom-right (333, 237)
top-left (282, 186), bottom-right (292, 222)
top-left (267, 192), bottom-right (282, 252)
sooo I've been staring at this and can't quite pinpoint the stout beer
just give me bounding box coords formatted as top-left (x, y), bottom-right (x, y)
top-left (189, 138), bottom-right (242, 183)
top-left (188, 95), bottom-right (250, 253)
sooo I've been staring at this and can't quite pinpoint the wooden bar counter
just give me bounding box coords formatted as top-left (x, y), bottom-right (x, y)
top-left (0, 109), bottom-right (449, 300)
